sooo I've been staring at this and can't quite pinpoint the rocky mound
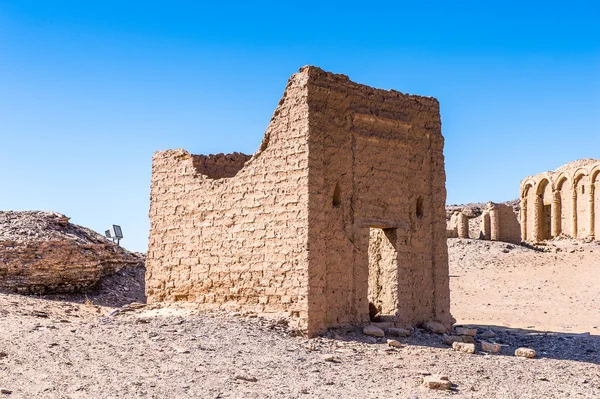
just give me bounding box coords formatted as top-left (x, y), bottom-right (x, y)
top-left (0, 211), bottom-right (144, 294)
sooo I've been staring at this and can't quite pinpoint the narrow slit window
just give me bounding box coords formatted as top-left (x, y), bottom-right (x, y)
top-left (332, 182), bottom-right (342, 208)
top-left (416, 196), bottom-right (424, 218)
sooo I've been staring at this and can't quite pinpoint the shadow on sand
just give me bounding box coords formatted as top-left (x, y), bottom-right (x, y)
top-left (323, 323), bottom-right (600, 365)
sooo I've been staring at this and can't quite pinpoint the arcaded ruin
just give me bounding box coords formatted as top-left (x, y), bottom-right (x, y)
top-left (521, 159), bottom-right (600, 242)
top-left (146, 66), bottom-right (453, 336)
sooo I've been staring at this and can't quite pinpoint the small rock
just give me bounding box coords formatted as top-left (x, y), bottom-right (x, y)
top-left (322, 355), bottom-right (341, 363)
top-left (481, 341), bottom-right (501, 353)
top-left (423, 321), bottom-right (447, 334)
top-left (442, 335), bottom-right (463, 346)
top-left (174, 347), bottom-right (190, 354)
top-left (0, 352), bottom-right (7, 359)
top-left (0, 388), bottom-right (12, 395)
top-left (461, 335), bottom-right (475, 344)
top-left (452, 342), bottom-right (476, 354)
top-left (515, 348), bottom-right (536, 358)
top-left (363, 325), bottom-right (385, 337)
top-left (421, 375), bottom-right (453, 390)
top-left (235, 375), bottom-right (258, 383)
top-left (366, 336), bottom-right (378, 344)
top-left (385, 327), bottom-right (410, 337)
top-left (479, 330), bottom-right (496, 339)
top-left (371, 322), bottom-right (394, 329)
top-left (455, 327), bottom-right (477, 336)
top-left (387, 339), bottom-right (403, 348)
top-left (414, 370), bottom-right (431, 376)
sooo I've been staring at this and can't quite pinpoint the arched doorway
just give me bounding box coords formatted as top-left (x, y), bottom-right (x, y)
top-left (555, 175), bottom-right (571, 237)
top-left (536, 179), bottom-right (553, 240)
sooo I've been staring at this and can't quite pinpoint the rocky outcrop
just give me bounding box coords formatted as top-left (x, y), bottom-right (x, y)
top-left (0, 211), bottom-right (144, 294)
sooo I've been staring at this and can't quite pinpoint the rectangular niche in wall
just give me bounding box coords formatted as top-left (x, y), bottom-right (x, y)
top-left (368, 228), bottom-right (399, 320)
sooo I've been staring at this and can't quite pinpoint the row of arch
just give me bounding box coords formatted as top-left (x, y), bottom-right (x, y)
top-left (521, 163), bottom-right (600, 241)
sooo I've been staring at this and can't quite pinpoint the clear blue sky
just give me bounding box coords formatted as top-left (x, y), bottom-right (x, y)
top-left (1, 1), bottom-right (599, 252)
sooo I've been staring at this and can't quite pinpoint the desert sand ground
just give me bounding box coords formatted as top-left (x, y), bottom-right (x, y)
top-left (0, 239), bottom-right (598, 398)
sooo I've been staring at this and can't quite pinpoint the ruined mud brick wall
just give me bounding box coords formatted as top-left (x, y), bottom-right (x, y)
top-left (445, 200), bottom-right (521, 243)
top-left (521, 159), bottom-right (600, 242)
top-left (0, 211), bottom-right (143, 294)
top-left (146, 66), bottom-right (453, 336)
top-left (480, 202), bottom-right (521, 244)
top-left (146, 70), bottom-right (312, 331)
top-left (448, 212), bottom-right (469, 238)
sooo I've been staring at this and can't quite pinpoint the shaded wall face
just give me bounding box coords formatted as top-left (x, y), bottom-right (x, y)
top-left (305, 70), bottom-right (451, 334)
top-left (368, 228), bottom-right (398, 315)
top-left (494, 204), bottom-right (521, 244)
top-left (146, 72), bottom-right (312, 326)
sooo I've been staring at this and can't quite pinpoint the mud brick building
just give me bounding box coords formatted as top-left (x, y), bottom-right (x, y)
top-left (521, 159), bottom-right (600, 242)
top-left (146, 66), bottom-right (454, 336)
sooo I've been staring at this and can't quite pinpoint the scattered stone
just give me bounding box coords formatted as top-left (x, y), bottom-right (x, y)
top-left (442, 335), bottom-right (463, 346)
top-left (455, 327), bottom-right (477, 336)
top-left (363, 325), bottom-right (385, 337)
top-left (452, 342), bottom-right (476, 354)
top-left (385, 327), bottom-right (410, 337)
top-left (421, 375), bottom-right (453, 390)
top-left (479, 330), bottom-right (496, 339)
top-left (423, 321), bottom-right (447, 334)
top-left (515, 348), bottom-right (536, 358)
top-left (481, 341), bottom-right (501, 353)
top-left (387, 339), bottom-right (403, 348)
top-left (322, 355), bottom-right (341, 363)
